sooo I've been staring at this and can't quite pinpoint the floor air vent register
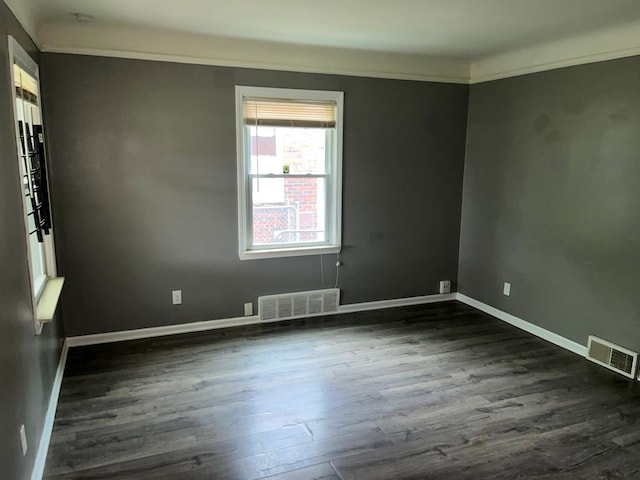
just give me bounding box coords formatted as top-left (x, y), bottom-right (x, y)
top-left (587, 335), bottom-right (639, 380)
top-left (258, 288), bottom-right (340, 322)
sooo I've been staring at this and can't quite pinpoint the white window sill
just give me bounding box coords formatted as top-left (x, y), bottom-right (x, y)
top-left (35, 277), bottom-right (65, 334)
top-left (240, 245), bottom-right (341, 260)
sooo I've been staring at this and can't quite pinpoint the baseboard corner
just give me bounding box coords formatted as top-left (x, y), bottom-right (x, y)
top-left (455, 293), bottom-right (587, 358)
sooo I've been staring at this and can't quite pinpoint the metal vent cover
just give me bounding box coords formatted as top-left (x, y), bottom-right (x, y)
top-left (587, 336), bottom-right (638, 379)
top-left (588, 341), bottom-right (611, 364)
top-left (611, 350), bottom-right (634, 375)
top-left (259, 288), bottom-right (340, 322)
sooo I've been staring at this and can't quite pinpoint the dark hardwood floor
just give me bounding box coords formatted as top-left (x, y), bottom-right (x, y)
top-left (44, 301), bottom-right (640, 479)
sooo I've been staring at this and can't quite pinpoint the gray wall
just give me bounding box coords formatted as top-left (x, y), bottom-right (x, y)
top-left (0, 3), bottom-right (65, 480)
top-left (40, 54), bottom-right (469, 336)
top-left (460, 57), bottom-right (640, 351)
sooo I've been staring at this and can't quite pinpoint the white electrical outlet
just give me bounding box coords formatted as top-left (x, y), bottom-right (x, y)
top-left (503, 282), bottom-right (511, 296)
top-left (172, 290), bottom-right (182, 305)
top-left (244, 302), bottom-right (253, 316)
top-left (19, 425), bottom-right (27, 456)
top-left (439, 280), bottom-right (451, 294)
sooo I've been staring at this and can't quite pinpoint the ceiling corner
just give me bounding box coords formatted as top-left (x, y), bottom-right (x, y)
top-left (470, 20), bottom-right (640, 84)
top-left (3, 0), bottom-right (41, 47)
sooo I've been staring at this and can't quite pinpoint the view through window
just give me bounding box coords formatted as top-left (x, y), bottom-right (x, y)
top-left (250, 126), bottom-right (328, 246)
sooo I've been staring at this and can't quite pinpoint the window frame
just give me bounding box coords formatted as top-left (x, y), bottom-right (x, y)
top-left (8, 35), bottom-right (61, 334)
top-left (235, 86), bottom-right (344, 260)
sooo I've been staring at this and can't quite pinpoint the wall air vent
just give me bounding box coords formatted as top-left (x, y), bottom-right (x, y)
top-left (587, 335), bottom-right (639, 380)
top-left (258, 288), bottom-right (340, 322)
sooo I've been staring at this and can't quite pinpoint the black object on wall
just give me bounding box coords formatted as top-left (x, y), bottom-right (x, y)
top-left (18, 121), bottom-right (52, 241)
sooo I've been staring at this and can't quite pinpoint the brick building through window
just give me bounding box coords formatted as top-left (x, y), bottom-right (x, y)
top-left (250, 127), bottom-right (325, 245)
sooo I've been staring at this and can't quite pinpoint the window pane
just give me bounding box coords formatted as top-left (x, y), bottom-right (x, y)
top-left (249, 126), bottom-right (327, 175)
top-left (252, 177), bottom-right (327, 246)
top-left (28, 233), bottom-right (45, 285)
top-left (13, 56), bottom-right (53, 291)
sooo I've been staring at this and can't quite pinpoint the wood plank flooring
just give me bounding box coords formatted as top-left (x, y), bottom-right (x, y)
top-left (44, 301), bottom-right (640, 479)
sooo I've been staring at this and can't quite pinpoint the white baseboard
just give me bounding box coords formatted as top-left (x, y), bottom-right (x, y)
top-left (338, 293), bottom-right (457, 314)
top-left (67, 315), bottom-right (261, 347)
top-left (456, 293), bottom-right (587, 357)
top-left (66, 293), bottom-right (458, 347)
top-left (31, 339), bottom-right (68, 480)
top-left (66, 291), bottom-right (586, 361)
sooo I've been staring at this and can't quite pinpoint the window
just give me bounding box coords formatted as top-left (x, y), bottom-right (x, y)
top-left (235, 86), bottom-right (343, 260)
top-left (9, 36), bottom-right (62, 334)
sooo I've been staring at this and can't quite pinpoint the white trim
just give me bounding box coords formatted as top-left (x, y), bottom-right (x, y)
top-left (39, 36), bottom-right (640, 87)
top-left (8, 35), bottom-right (45, 335)
top-left (8, 36), bottom-right (39, 329)
top-left (240, 245), bottom-right (342, 261)
top-left (66, 293), bottom-right (456, 347)
top-left (338, 293), bottom-right (457, 313)
top-left (39, 37), bottom-right (640, 87)
top-left (455, 293), bottom-right (587, 357)
top-left (67, 316), bottom-right (260, 347)
top-left (470, 21), bottom-right (640, 84)
top-left (31, 339), bottom-right (68, 480)
top-left (7, 6), bottom-right (638, 86)
top-left (41, 45), bottom-right (471, 84)
top-left (38, 18), bottom-right (640, 85)
top-left (235, 86), bottom-right (343, 260)
top-left (9, 35), bottom-right (61, 336)
top-left (66, 293), bottom-right (587, 358)
top-left (39, 23), bottom-right (470, 85)
top-left (35, 277), bottom-right (65, 323)
top-left (471, 47), bottom-right (640, 84)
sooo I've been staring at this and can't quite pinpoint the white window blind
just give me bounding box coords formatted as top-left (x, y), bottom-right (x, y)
top-left (243, 99), bottom-right (336, 128)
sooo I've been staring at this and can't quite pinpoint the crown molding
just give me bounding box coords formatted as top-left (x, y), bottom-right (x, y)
top-left (32, 17), bottom-right (640, 85)
top-left (471, 20), bottom-right (640, 83)
top-left (40, 23), bottom-right (470, 84)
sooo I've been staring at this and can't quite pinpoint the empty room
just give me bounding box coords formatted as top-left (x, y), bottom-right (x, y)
top-left (2, 0), bottom-right (640, 479)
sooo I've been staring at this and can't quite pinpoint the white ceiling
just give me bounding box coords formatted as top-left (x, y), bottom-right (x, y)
top-left (6, 0), bottom-right (640, 83)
